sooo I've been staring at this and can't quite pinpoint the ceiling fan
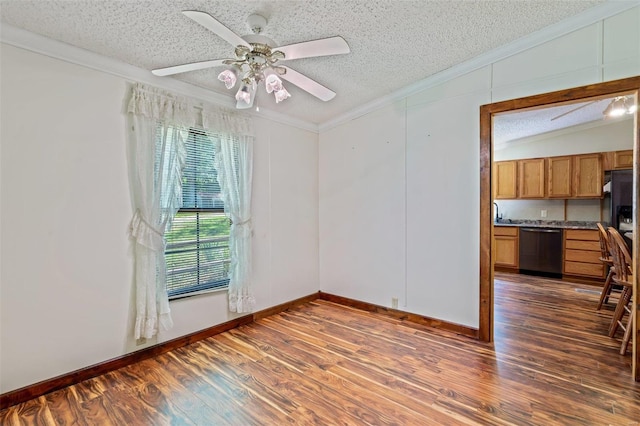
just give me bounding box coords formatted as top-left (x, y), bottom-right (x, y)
top-left (152, 11), bottom-right (350, 109)
top-left (550, 96), bottom-right (637, 122)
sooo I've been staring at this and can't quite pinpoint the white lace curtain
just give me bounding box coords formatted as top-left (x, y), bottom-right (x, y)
top-left (127, 83), bottom-right (255, 339)
top-left (203, 110), bottom-right (255, 313)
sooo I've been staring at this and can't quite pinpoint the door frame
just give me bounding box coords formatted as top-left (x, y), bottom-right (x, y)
top-left (478, 76), bottom-right (640, 380)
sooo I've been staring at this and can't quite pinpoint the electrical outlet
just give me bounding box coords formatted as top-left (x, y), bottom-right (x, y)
top-left (541, 209), bottom-right (547, 218)
top-left (391, 298), bottom-right (398, 309)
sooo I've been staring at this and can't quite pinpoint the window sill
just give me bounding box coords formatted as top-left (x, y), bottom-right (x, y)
top-left (169, 285), bottom-right (228, 302)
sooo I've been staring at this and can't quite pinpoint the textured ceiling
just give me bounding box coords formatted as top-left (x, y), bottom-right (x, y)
top-left (493, 97), bottom-right (632, 145)
top-left (0, 0), bottom-right (611, 126)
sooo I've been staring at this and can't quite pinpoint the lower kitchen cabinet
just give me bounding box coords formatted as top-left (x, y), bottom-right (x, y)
top-left (563, 229), bottom-right (604, 278)
top-left (494, 226), bottom-right (519, 269)
top-left (494, 226), bottom-right (606, 280)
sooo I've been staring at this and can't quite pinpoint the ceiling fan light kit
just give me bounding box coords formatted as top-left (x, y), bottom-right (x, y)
top-left (151, 11), bottom-right (350, 110)
top-left (603, 96), bottom-right (637, 118)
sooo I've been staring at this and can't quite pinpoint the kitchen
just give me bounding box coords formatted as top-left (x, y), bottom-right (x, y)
top-left (492, 96), bottom-right (635, 282)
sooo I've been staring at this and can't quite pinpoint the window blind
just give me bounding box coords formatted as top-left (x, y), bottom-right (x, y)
top-left (164, 129), bottom-right (230, 298)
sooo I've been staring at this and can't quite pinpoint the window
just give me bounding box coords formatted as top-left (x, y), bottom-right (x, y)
top-left (164, 128), bottom-right (231, 299)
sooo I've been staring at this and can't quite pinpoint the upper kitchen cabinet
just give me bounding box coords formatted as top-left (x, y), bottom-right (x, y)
top-left (494, 153), bottom-right (606, 199)
top-left (573, 153), bottom-right (603, 198)
top-left (613, 150), bottom-right (633, 169)
top-left (518, 158), bottom-right (545, 198)
top-left (547, 156), bottom-right (573, 198)
top-left (603, 149), bottom-right (634, 170)
top-left (494, 161), bottom-right (517, 199)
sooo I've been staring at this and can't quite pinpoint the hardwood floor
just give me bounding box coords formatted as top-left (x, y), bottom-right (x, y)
top-left (1, 273), bottom-right (639, 425)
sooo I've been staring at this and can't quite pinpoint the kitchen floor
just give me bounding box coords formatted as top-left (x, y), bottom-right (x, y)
top-left (494, 271), bottom-right (633, 375)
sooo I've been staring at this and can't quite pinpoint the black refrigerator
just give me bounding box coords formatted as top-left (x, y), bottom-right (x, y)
top-left (607, 169), bottom-right (633, 238)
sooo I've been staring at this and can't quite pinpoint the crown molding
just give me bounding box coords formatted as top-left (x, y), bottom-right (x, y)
top-left (0, 24), bottom-right (319, 133)
top-left (318, 1), bottom-right (640, 132)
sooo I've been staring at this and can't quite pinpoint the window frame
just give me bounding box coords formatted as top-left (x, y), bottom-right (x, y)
top-left (164, 128), bottom-right (231, 300)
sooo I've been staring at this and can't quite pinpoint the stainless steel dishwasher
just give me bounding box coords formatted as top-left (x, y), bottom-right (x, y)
top-left (518, 228), bottom-right (563, 277)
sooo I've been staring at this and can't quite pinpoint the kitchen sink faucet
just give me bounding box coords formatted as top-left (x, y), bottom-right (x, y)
top-left (493, 202), bottom-right (502, 222)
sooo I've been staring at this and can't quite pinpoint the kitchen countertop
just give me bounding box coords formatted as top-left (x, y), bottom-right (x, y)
top-left (494, 220), bottom-right (601, 230)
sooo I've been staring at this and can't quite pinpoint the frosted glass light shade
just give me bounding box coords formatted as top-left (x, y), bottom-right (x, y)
top-left (265, 74), bottom-right (283, 94)
top-left (235, 81), bottom-right (256, 109)
top-left (218, 69), bottom-right (237, 89)
top-left (274, 88), bottom-right (291, 103)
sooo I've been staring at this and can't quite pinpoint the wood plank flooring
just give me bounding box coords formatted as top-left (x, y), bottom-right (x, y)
top-left (1, 273), bottom-right (639, 425)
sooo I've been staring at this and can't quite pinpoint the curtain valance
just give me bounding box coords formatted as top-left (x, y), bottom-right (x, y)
top-left (129, 83), bottom-right (255, 136)
top-left (202, 109), bottom-right (254, 137)
top-left (128, 83), bottom-right (197, 125)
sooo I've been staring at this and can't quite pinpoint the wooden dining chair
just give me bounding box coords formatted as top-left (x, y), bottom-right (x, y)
top-left (596, 223), bottom-right (617, 310)
top-left (606, 227), bottom-right (633, 355)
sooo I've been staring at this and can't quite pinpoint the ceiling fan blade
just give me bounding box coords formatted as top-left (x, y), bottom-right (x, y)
top-left (279, 66), bottom-right (336, 101)
top-left (550, 101), bottom-right (596, 121)
top-left (182, 10), bottom-right (250, 49)
top-left (151, 59), bottom-right (228, 76)
top-left (276, 36), bottom-right (350, 61)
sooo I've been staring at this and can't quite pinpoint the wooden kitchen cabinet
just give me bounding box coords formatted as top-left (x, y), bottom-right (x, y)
top-left (573, 154), bottom-right (602, 198)
top-left (613, 150), bottom-right (633, 169)
top-left (494, 226), bottom-right (519, 269)
top-left (494, 161), bottom-right (517, 199)
top-left (547, 156), bottom-right (572, 198)
top-left (603, 150), bottom-right (633, 170)
top-left (494, 153), bottom-right (604, 200)
top-left (518, 158), bottom-right (545, 198)
top-left (563, 229), bottom-right (604, 278)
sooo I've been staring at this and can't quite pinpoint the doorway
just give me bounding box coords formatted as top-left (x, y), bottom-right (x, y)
top-left (478, 76), bottom-right (640, 380)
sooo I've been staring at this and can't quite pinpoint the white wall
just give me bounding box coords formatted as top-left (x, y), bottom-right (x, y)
top-left (319, 7), bottom-right (639, 328)
top-left (320, 70), bottom-right (488, 328)
top-left (1, 44), bottom-right (133, 393)
top-left (319, 102), bottom-right (406, 308)
top-left (0, 44), bottom-right (319, 392)
top-left (404, 71), bottom-right (488, 327)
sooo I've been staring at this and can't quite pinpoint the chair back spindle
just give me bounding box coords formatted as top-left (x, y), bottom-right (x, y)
top-left (596, 223), bottom-right (611, 261)
top-left (606, 227), bottom-right (634, 355)
top-left (608, 227), bottom-right (632, 282)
